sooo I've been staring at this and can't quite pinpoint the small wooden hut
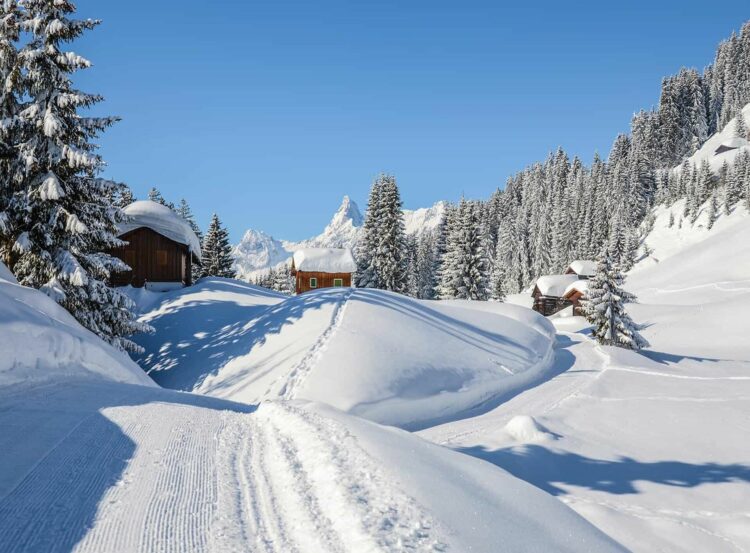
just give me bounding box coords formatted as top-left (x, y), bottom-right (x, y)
top-left (109, 201), bottom-right (202, 289)
top-left (562, 280), bottom-right (589, 316)
top-left (531, 274), bottom-right (579, 316)
top-left (290, 248), bottom-right (356, 295)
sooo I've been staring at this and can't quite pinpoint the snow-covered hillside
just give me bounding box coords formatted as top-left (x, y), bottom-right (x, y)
top-left (0, 266), bottom-right (620, 552)
top-left (132, 284), bottom-right (556, 429)
top-left (232, 196), bottom-right (446, 279)
top-left (674, 102), bottom-right (750, 174)
top-left (421, 200), bottom-right (750, 552)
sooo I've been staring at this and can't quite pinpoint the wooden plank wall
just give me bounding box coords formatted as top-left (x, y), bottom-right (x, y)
top-left (110, 227), bottom-right (190, 287)
top-left (295, 271), bottom-right (352, 294)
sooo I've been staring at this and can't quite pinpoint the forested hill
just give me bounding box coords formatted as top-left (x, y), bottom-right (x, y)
top-left (451, 20), bottom-right (750, 298)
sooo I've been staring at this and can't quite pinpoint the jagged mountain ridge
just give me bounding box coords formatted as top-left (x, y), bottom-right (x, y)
top-left (232, 196), bottom-right (446, 280)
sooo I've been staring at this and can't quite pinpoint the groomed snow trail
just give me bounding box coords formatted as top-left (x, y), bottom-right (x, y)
top-left (275, 289), bottom-right (353, 400)
top-left (0, 380), bottom-right (446, 553)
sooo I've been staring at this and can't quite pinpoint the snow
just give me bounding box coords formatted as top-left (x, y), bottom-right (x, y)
top-left (0, 261), bottom-right (152, 388)
top-left (674, 102), bottom-right (750, 174)
top-left (567, 260), bottom-right (597, 277)
top-left (402, 200), bottom-right (447, 235)
top-left (133, 285), bottom-right (557, 430)
top-left (0, 265), bottom-right (619, 552)
top-left (716, 136), bottom-right (748, 151)
top-left (292, 247), bottom-right (356, 273)
top-left (118, 200), bottom-right (202, 258)
top-left (563, 279), bottom-right (589, 297)
top-left (421, 199), bottom-right (750, 552)
top-left (534, 274), bottom-right (579, 297)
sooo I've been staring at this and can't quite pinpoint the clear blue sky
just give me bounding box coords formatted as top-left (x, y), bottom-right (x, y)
top-left (74, 1), bottom-right (749, 242)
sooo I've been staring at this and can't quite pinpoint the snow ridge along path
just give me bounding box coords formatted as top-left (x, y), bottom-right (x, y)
top-left (274, 289), bottom-right (353, 400)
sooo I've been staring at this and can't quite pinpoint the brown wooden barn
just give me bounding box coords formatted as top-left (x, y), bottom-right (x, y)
top-left (531, 274), bottom-right (579, 316)
top-left (290, 247), bottom-right (356, 295)
top-left (109, 200), bottom-right (202, 289)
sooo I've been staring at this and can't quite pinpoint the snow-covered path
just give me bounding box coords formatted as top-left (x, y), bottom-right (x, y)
top-left (0, 377), bottom-right (621, 553)
top-left (420, 319), bottom-right (750, 552)
top-left (0, 380), bottom-right (445, 553)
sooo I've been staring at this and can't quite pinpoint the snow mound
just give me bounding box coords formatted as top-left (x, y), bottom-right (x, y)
top-left (504, 415), bottom-right (554, 443)
top-left (0, 261), bottom-right (152, 388)
top-left (0, 261), bottom-right (17, 284)
top-left (292, 247), bottom-right (356, 273)
top-left (137, 286), bottom-right (556, 429)
top-left (119, 200), bottom-right (202, 257)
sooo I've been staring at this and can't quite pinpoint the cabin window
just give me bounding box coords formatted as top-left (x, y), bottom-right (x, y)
top-left (309, 277), bottom-right (318, 288)
top-left (333, 278), bottom-right (343, 287)
top-left (156, 249), bottom-right (168, 266)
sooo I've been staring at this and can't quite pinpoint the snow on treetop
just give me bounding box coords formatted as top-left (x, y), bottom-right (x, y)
top-left (118, 200), bottom-right (202, 258)
top-left (567, 259), bottom-right (597, 277)
top-left (534, 274), bottom-right (579, 297)
top-left (292, 247), bottom-right (356, 273)
top-left (564, 279), bottom-right (589, 297)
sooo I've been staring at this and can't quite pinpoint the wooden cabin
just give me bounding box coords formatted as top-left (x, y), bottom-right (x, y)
top-left (290, 247), bottom-right (356, 295)
top-left (562, 280), bottom-right (589, 316)
top-left (564, 260), bottom-right (597, 280)
top-left (531, 274), bottom-right (579, 316)
top-left (109, 200), bottom-right (201, 289)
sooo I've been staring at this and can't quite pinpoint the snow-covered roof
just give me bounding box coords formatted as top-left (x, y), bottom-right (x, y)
top-left (567, 260), bottom-right (597, 277)
top-left (292, 248), bottom-right (356, 273)
top-left (118, 201), bottom-right (202, 258)
top-left (534, 274), bottom-right (579, 297)
top-left (563, 279), bottom-right (589, 297)
top-left (715, 137), bottom-right (748, 153)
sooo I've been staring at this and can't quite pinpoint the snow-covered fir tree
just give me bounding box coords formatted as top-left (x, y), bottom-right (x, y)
top-left (201, 213), bottom-right (234, 278)
top-left (355, 174), bottom-right (407, 292)
top-left (176, 198), bottom-right (203, 278)
top-left (0, 0), bottom-right (22, 262)
top-left (581, 252), bottom-right (648, 350)
top-left (4, 0), bottom-right (149, 351)
top-left (114, 186), bottom-right (135, 208)
top-left (437, 198), bottom-right (489, 300)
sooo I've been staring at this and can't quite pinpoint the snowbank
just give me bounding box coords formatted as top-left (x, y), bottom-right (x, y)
top-left (137, 285), bottom-right (556, 429)
top-left (119, 200), bottom-right (202, 257)
top-left (0, 262), bottom-right (152, 387)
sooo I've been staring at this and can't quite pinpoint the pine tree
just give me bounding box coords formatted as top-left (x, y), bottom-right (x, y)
top-left (440, 199), bottom-right (489, 300)
top-left (201, 214), bottom-right (234, 278)
top-left (354, 176), bottom-right (382, 288)
top-left (707, 191), bottom-right (718, 229)
top-left (115, 186), bottom-right (136, 208)
top-left (8, 1), bottom-right (149, 351)
top-left (582, 252), bottom-right (648, 350)
top-left (735, 110), bottom-right (748, 140)
top-left (176, 198), bottom-right (203, 278)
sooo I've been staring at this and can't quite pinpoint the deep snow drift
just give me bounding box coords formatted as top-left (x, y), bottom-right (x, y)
top-left (133, 284), bottom-right (556, 429)
top-left (0, 261), bottom-right (151, 388)
top-left (0, 268), bottom-right (621, 552)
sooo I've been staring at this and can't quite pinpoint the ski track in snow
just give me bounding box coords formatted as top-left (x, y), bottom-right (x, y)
top-left (274, 289), bottom-right (353, 400)
top-left (0, 381), bottom-right (445, 553)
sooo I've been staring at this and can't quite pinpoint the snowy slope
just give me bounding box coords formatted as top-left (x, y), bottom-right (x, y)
top-left (233, 196), bottom-right (446, 279)
top-left (674, 102), bottom-right (750, 174)
top-left (421, 201), bottom-right (750, 552)
top-left (134, 286), bottom-right (556, 429)
top-left (0, 261), bottom-right (152, 387)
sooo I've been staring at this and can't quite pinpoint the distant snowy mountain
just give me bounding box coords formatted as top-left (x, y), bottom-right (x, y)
top-left (233, 196), bottom-right (446, 280)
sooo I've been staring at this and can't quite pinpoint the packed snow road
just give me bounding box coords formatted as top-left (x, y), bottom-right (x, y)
top-left (0, 378), bottom-right (621, 553)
